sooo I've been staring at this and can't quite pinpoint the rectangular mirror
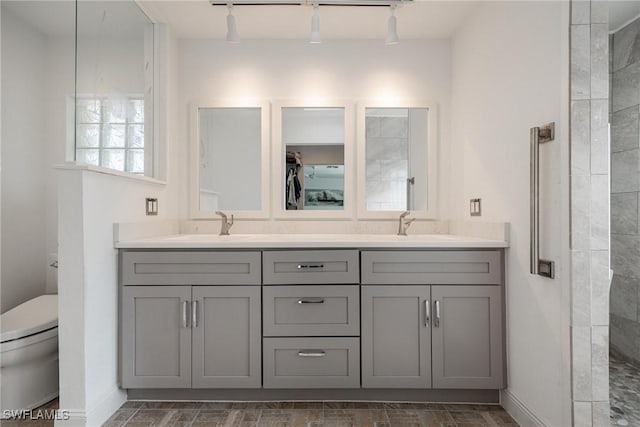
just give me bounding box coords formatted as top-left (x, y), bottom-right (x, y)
top-left (357, 103), bottom-right (437, 219)
top-left (190, 102), bottom-right (270, 219)
top-left (273, 102), bottom-right (354, 219)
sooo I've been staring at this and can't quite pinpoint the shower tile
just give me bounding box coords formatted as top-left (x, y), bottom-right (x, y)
top-left (572, 402), bottom-right (592, 427)
top-left (590, 100), bottom-right (609, 174)
top-left (591, 326), bottom-right (609, 401)
top-left (590, 250), bottom-right (610, 326)
top-left (610, 274), bottom-right (639, 321)
top-left (612, 234), bottom-right (640, 278)
top-left (614, 18), bottom-right (640, 72)
top-left (571, 326), bottom-right (593, 401)
top-left (591, 1), bottom-right (607, 24)
top-left (571, 176), bottom-right (591, 250)
top-left (380, 117), bottom-right (408, 138)
top-left (591, 401), bottom-right (609, 426)
top-left (612, 149), bottom-right (640, 193)
top-left (611, 107), bottom-right (639, 153)
top-left (612, 62), bottom-right (640, 112)
top-left (611, 193), bottom-right (638, 234)
top-left (571, 100), bottom-right (591, 176)
top-left (611, 314), bottom-right (640, 361)
top-left (571, 1), bottom-right (589, 25)
top-left (571, 250), bottom-right (591, 327)
top-left (590, 175), bottom-right (609, 250)
top-left (591, 25), bottom-right (609, 100)
top-left (571, 25), bottom-right (591, 100)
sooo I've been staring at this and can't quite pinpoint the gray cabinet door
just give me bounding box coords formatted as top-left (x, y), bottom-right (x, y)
top-left (431, 285), bottom-right (504, 389)
top-left (192, 286), bottom-right (261, 388)
top-left (121, 286), bottom-right (192, 388)
top-left (361, 286), bottom-right (431, 388)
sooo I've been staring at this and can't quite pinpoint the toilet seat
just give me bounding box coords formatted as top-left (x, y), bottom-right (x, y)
top-left (1, 295), bottom-right (58, 343)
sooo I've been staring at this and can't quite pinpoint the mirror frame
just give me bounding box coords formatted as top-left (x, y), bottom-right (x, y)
top-left (271, 100), bottom-right (355, 219)
top-left (189, 101), bottom-right (271, 219)
top-left (356, 100), bottom-right (438, 220)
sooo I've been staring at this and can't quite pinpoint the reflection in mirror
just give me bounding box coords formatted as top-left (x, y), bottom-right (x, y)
top-left (198, 108), bottom-right (262, 211)
top-left (75, 1), bottom-right (154, 176)
top-left (365, 108), bottom-right (428, 211)
top-left (282, 108), bottom-right (345, 211)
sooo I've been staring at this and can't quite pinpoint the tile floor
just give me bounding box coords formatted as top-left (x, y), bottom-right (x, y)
top-left (610, 354), bottom-right (640, 427)
top-left (102, 401), bottom-right (518, 427)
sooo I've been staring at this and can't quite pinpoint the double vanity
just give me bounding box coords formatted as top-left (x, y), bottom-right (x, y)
top-left (117, 233), bottom-right (508, 403)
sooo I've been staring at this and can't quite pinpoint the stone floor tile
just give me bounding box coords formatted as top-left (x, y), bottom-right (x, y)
top-left (257, 409), bottom-right (322, 427)
top-left (323, 409), bottom-right (388, 426)
top-left (103, 409), bottom-right (138, 427)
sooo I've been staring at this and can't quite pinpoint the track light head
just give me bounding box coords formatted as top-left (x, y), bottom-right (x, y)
top-left (310, 4), bottom-right (321, 44)
top-left (226, 4), bottom-right (240, 43)
top-left (386, 4), bottom-right (399, 45)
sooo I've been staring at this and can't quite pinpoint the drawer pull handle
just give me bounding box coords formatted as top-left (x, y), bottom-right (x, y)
top-left (424, 299), bottom-right (430, 327)
top-left (182, 301), bottom-right (189, 328)
top-left (192, 300), bottom-right (198, 328)
top-left (297, 298), bottom-right (325, 304)
top-left (297, 264), bottom-right (324, 270)
top-left (297, 350), bottom-right (326, 357)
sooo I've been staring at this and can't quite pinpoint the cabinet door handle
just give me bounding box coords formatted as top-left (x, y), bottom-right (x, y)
top-left (182, 301), bottom-right (189, 328)
top-left (192, 300), bottom-right (198, 328)
top-left (297, 298), bottom-right (325, 304)
top-left (297, 264), bottom-right (324, 270)
top-left (424, 299), bottom-right (430, 327)
top-left (297, 350), bottom-right (326, 357)
top-left (434, 300), bottom-right (440, 328)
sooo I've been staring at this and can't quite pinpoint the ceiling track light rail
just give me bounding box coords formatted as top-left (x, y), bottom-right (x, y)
top-left (210, 0), bottom-right (410, 7)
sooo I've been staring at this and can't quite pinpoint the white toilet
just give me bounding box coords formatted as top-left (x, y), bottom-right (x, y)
top-left (1, 294), bottom-right (59, 412)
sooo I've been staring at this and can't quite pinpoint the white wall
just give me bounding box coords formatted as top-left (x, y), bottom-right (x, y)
top-left (1, 6), bottom-right (48, 313)
top-left (178, 39), bottom-right (452, 221)
top-left (56, 25), bottom-right (180, 427)
top-left (450, 2), bottom-right (570, 426)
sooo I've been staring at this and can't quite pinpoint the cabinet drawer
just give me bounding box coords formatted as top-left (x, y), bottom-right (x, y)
top-left (263, 285), bottom-right (359, 337)
top-left (361, 251), bottom-right (502, 285)
top-left (263, 250), bottom-right (359, 285)
top-left (121, 251), bottom-right (261, 285)
top-left (263, 337), bottom-right (360, 388)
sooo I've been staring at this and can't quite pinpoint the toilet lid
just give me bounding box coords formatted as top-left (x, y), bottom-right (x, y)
top-left (1, 294), bottom-right (58, 343)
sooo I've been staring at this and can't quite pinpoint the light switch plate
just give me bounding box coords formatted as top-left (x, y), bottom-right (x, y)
top-left (146, 198), bottom-right (158, 216)
top-left (470, 198), bottom-right (481, 216)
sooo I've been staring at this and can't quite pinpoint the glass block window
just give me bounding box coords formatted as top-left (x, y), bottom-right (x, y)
top-left (75, 97), bottom-right (145, 174)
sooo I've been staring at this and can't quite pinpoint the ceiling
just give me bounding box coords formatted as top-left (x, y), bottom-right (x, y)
top-left (139, 0), bottom-right (480, 40)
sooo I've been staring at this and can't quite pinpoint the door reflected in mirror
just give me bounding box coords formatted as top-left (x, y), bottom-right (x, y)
top-left (282, 107), bottom-right (345, 211)
top-left (365, 108), bottom-right (429, 211)
top-left (198, 107), bottom-right (262, 211)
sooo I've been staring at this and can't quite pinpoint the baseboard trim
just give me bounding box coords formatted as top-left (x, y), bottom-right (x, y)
top-left (54, 410), bottom-right (86, 427)
top-left (128, 388), bottom-right (500, 403)
top-left (500, 389), bottom-right (546, 427)
top-left (55, 387), bottom-right (125, 427)
top-left (86, 387), bottom-right (127, 426)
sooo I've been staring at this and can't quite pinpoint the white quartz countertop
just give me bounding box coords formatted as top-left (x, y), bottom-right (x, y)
top-left (115, 233), bottom-right (509, 249)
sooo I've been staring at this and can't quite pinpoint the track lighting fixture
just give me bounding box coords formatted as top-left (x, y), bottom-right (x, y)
top-left (310, 3), bottom-right (321, 44)
top-left (386, 3), bottom-right (399, 45)
top-left (226, 4), bottom-right (240, 43)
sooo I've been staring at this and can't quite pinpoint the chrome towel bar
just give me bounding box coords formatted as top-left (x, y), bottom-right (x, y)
top-left (530, 122), bottom-right (555, 279)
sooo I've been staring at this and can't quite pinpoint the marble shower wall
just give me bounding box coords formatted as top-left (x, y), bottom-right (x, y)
top-left (610, 16), bottom-right (640, 367)
top-left (571, 1), bottom-right (611, 424)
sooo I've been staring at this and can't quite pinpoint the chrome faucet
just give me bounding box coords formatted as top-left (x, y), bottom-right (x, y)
top-left (215, 211), bottom-right (234, 236)
top-left (398, 211), bottom-right (415, 236)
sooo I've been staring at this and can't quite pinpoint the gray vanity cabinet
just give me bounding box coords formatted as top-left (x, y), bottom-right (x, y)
top-left (431, 285), bottom-right (504, 389)
top-left (361, 286), bottom-right (431, 388)
top-left (121, 286), bottom-right (192, 388)
top-left (121, 285), bottom-right (261, 389)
